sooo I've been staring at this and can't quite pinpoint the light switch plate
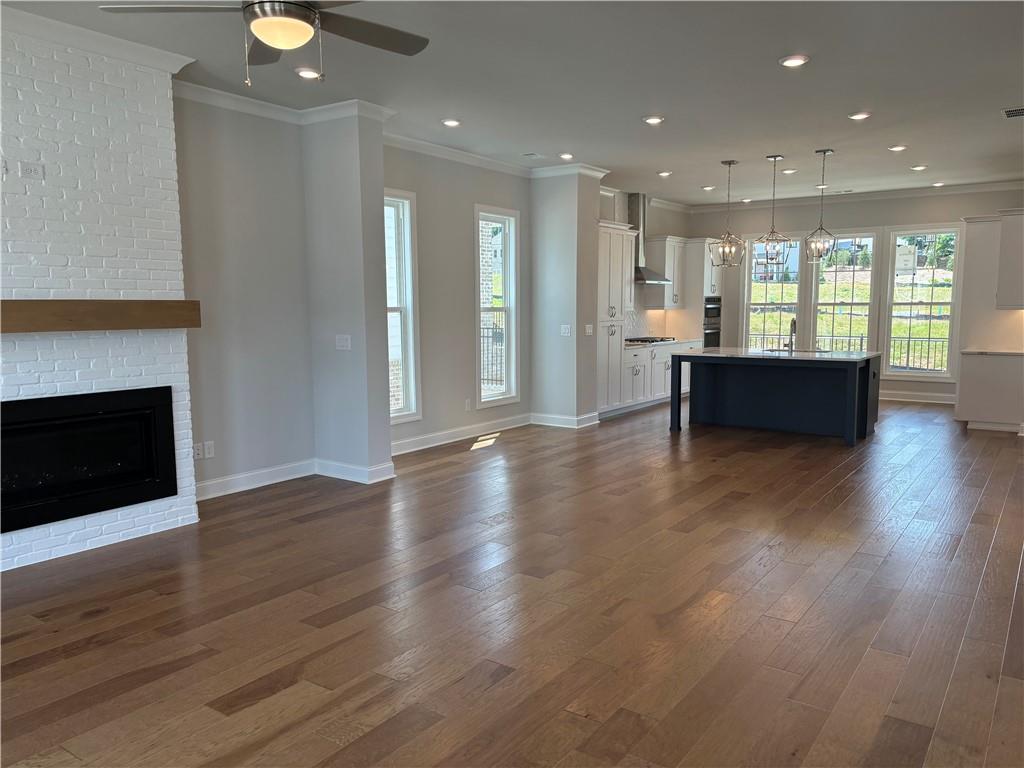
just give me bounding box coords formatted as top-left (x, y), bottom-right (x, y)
top-left (560, 324), bottom-right (572, 337)
top-left (335, 334), bottom-right (351, 350)
top-left (203, 441), bottom-right (215, 459)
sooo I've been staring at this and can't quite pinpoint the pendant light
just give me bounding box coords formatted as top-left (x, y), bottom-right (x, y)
top-left (805, 149), bottom-right (836, 264)
top-left (708, 160), bottom-right (746, 268)
top-left (755, 154), bottom-right (791, 264)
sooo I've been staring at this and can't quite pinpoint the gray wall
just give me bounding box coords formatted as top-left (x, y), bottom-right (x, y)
top-left (384, 146), bottom-right (533, 442)
top-left (176, 98), bottom-right (315, 483)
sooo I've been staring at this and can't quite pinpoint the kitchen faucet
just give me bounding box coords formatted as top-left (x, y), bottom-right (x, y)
top-left (786, 318), bottom-right (796, 351)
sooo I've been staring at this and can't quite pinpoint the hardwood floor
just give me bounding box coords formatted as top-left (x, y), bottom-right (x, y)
top-left (2, 402), bottom-right (1021, 768)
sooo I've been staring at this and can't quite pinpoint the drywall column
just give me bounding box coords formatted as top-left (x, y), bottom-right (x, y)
top-left (301, 102), bottom-right (394, 482)
top-left (530, 165), bottom-right (606, 427)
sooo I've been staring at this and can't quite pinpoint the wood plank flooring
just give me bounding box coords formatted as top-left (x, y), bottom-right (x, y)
top-left (2, 402), bottom-right (1022, 768)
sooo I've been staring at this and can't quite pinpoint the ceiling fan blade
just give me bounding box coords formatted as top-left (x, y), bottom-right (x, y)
top-left (100, 4), bottom-right (238, 12)
top-left (248, 38), bottom-right (283, 65)
top-left (319, 13), bottom-right (429, 56)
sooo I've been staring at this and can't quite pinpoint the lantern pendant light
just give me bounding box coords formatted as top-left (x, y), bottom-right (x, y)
top-left (708, 160), bottom-right (746, 269)
top-left (805, 149), bottom-right (837, 264)
top-left (755, 154), bottom-right (791, 264)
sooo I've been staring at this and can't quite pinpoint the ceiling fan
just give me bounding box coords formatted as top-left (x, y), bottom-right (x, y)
top-left (100, 1), bottom-right (429, 81)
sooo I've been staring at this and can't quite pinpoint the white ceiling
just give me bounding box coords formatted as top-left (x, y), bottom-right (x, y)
top-left (10, 1), bottom-right (1024, 204)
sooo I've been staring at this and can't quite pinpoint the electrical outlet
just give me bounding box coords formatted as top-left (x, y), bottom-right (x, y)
top-left (18, 161), bottom-right (44, 181)
top-left (335, 334), bottom-right (351, 351)
top-left (192, 444), bottom-right (203, 460)
top-left (203, 441), bottom-right (215, 459)
top-left (560, 324), bottom-right (572, 337)
top-left (464, 398), bottom-right (471, 412)
top-left (585, 324), bottom-right (594, 336)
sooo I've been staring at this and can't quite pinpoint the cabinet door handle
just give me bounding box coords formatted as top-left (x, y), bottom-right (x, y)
top-left (609, 326), bottom-right (617, 336)
top-left (665, 361), bottom-right (671, 370)
top-left (672, 294), bottom-right (679, 303)
top-left (609, 305), bottom-right (616, 317)
top-left (650, 350), bottom-right (656, 360)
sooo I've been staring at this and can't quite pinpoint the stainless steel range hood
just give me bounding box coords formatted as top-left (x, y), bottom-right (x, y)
top-left (627, 193), bottom-right (671, 285)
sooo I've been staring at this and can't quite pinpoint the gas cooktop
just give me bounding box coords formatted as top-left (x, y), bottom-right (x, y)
top-left (625, 336), bottom-right (676, 344)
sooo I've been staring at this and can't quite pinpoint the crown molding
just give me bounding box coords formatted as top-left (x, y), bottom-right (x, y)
top-left (531, 163), bottom-right (610, 180)
top-left (172, 81), bottom-right (531, 178)
top-left (2, 7), bottom-right (194, 74)
top-left (961, 215), bottom-right (1002, 223)
top-left (299, 99), bottom-right (395, 125)
top-left (382, 134), bottom-right (531, 178)
top-left (649, 197), bottom-right (691, 213)
top-left (689, 180), bottom-right (1024, 214)
top-left (173, 81), bottom-right (300, 123)
top-left (599, 185), bottom-right (621, 198)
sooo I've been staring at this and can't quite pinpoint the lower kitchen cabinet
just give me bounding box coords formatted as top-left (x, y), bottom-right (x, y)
top-left (597, 322), bottom-right (625, 411)
top-left (622, 358), bottom-right (649, 407)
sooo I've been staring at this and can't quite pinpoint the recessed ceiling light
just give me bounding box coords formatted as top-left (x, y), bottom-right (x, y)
top-left (658, 171), bottom-right (673, 177)
top-left (848, 111), bottom-right (871, 121)
top-left (295, 67), bottom-right (320, 80)
top-left (558, 153), bottom-right (574, 161)
top-left (815, 184), bottom-right (829, 190)
top-left (932, 181), bottom-right (945, 187)
top-left (779, 54), bottom-right (810, 68)
top-left (888, 144), bottom-right (907, 152)
top-left (741, 198), bottom-right (752, 203)
top-left (701, 185), bottom-right (715, 191)
top-left (441, 118), bottom-right (461, 127)
top-left (910, 164), bottom-right (928, 171)
top-left (782, 168), bottom-right (798, 175)
top-left (642, 115), bottom-right (665, 126)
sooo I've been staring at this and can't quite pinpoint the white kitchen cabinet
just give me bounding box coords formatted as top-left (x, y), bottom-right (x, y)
top-left (597, 322), bottom-right (625, 411)
top-left (598, 223), bottom-right (637, 322)
top-left (621, 357), bottom-right (649, 407)
top-left (643, 236), bottom-right (685, 309)
top-left (704, 257), bottom-right (723, 298)
top-left (996, 209), bottom-right (1024, 309)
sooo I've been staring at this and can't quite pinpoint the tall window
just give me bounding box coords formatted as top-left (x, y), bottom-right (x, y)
top-left (886, 230), bottom-right (958, 374)
top-left (814, 236), bottom-right (874, 352)
top-left (747, 241), bottom-right (801, 350)
top-left (475, 206), bottom-right (518, 405)
top-left (384, 192), bottom-right (419, 422)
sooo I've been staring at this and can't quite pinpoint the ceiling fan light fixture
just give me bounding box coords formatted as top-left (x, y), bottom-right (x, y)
top-left (245, 2), bottom-right (317, 50)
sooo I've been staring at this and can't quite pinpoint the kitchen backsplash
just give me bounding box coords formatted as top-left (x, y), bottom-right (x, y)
top-left (624, 309), bottom-right (667, 338)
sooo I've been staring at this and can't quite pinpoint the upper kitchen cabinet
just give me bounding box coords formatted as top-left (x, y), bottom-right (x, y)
top-left (598, 222), bottom-right (637, 322)
top-left (643, 236), bottom-right (685, 309)
top-left (996, 209), bottom-right (1024, 309)
top-left (704, 255), bottom-right (723, 298)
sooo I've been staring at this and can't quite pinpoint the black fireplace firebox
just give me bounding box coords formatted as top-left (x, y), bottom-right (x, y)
top-left (1, 386), bottom-right (177, 533)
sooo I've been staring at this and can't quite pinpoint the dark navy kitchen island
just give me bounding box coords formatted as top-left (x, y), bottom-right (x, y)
top-left (670, 347), bottom-right (882, 446)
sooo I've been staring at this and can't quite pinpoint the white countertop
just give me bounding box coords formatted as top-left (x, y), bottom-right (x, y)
top-left (961, 349), bottom-right (1024, 356)
top-left (675, 346), bottom-right (881, 362)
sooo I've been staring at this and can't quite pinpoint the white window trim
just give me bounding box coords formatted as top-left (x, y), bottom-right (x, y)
top-left (474, 204), bottom-right (520, 410)
top-left (808, 230), bottom-right (882, 354)
top-left (739, 234), bottom-right (805, 349)
top-left (879, 223), bottom-right (964, 383)
top-left (385, 189), bottom-right (422, 425)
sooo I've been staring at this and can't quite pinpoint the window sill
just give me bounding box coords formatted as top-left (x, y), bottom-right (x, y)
top-left (477, 394), bottom-right (520, 410)
top-left (881, 371), bottom-right (955, 384)
top-left (390, 411), bottom-right (422, 426)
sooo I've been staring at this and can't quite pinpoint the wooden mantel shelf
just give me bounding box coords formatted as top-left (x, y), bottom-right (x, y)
top-left (1, 300), bottom-right (201, 334)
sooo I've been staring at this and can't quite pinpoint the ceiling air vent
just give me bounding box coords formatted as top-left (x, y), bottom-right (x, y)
top-left (1004, 106), bottom-right (1024, 118)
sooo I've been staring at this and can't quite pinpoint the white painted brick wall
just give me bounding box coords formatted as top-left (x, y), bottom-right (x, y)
top-left (1, 29), bottom-right (197, 570)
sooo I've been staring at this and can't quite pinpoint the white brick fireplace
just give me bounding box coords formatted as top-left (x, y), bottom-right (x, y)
top-left (0, 11), bottom-right (198, 569)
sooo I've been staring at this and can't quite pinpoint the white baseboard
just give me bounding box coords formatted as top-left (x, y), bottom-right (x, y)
top-left (196, 460), bottom-right (315, 501)
top-left (391, 414), bottom-right (532, 455)
top-left (530, 412), bottom-right (599, 429)
top-left (879, 390), bottom-right (957, 405)
top-left (966, 420), bottom-right (1024, 435)
top-left (314, 458), bottom-right (396, 484)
